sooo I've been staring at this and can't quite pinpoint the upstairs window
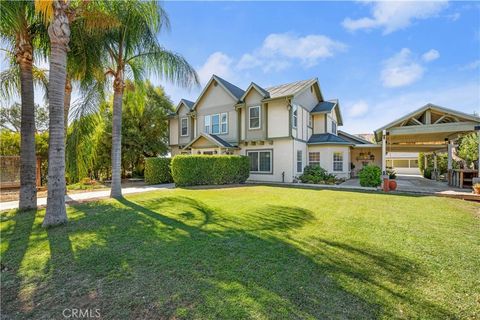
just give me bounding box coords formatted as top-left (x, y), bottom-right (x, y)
top-left (292, 105), bottom-right (298, 128)
top-left (332, 121), bottom-right (337, 134)
top-left (204, 115), bottom-right (211, 133)
top-left (211, 114), bottom-right (220, 134)
top-left (249, 106), bottom-right (260, 129)
top-left (308, 114), bottom-right (313, 128)
top-left (181, 117), bottom-right (188, 136)
top-left (221, 112), bottom-right (228, 134)
top-left (333, 152), bottom-right (343, 172)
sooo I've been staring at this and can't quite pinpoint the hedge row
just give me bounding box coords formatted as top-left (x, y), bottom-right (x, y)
top-left (144, 157), bottom-right (173, 184)
top-left (171, 155), bottom-right (250, 187)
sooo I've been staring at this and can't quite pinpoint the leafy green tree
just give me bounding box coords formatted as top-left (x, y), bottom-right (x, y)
top-left (102, 0), bottom-right (198, 198)
top-left (0, 0), bottom-right (47, 209)
top-left (0, 103), bottom-right (49, 132)
top-left (458, 133), bottom-right (479, 167)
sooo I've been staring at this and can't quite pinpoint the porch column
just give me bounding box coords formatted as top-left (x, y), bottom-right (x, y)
top-left (447, 141), bottom-right (453, 184)
top-left (433, 152), bottom-right (438, 180)
top-left (382, 130), bottom-right (387, 174)
top-left (478, 130), bottom-right (480, 176)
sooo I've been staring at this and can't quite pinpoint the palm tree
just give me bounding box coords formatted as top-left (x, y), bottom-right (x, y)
top-left (103, 0), bottom-right (198, 197)
top-left (0, 0), bottom-right (47, 210)
top-left (34, 0), bottom-right (72, 226)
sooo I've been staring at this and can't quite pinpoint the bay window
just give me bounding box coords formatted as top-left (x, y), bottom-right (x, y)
top-left (309, 152), bottom-right (320, 167)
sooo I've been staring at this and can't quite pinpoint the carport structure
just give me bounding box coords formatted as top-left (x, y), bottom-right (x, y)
top-left (374, 104), bottom-right (480, 185)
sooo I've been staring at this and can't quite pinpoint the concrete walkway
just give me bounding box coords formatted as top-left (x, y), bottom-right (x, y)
top-left (0, 183), bottom-right (174, 211)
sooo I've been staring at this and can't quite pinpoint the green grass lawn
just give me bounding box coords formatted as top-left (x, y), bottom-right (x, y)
top-left (1, 186), bottom-right (479, 319)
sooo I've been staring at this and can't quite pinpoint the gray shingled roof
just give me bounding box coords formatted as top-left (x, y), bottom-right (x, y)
top-left (311, 101), bottom-right (336, 113)
top-left (209, 134), bottom-right (234, 148)
top-left (265, 78), bottom-right (316, 99)
top-left (214, 75), bottom-right (245, 100)
top-left (307, 133), bottom-right (353, 145)
top-left (250, 82), bottom-right (270, 97)
top-left (181, 99), bottom-right (195, 110)
top-left (338, 130), bottom-right (373, 144)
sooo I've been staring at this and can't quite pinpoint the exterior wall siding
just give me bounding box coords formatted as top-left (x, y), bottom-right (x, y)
top-left (307, 145), bottom-right (351, 179)
top-left (267, 100), bottom-right (289, 138)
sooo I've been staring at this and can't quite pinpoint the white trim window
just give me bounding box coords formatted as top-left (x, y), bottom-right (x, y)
top-left (247, 150), bottom-right (272, 173)
top-left (292, 104), bottom-right (298, 128)
top-left (180, 117), bottom-right (188, 136)
top-left (249, 106), bottom-right (261, 129)
top-left (332, 121), bottom-right (337, 135)
top-left (333, 152), bottom-right (343, 172)
top-left (308, 114), bottom-right (313, 128)
top-left (204, 115), bottom-right (211, 133)
top-left (221, 112), bottom-right (228, 134)
top-left (309, 152), bottom-right (320, 167)
top-left (211, 114), bottom-right (220, 134)
top-left (297, 150), bottom-right (303, 173)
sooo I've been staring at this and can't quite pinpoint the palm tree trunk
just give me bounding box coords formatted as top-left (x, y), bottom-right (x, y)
top-left (64, 76), bottom-right (72, 139)
top-left (43, 0), bottom-right (70, 227)
top-left (110, 73), bottom-right (124, 198)
top-left (16, 34), bottom-right (37, 210)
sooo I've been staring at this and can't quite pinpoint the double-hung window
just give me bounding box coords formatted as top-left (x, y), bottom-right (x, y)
top-left (332, 121), bottom-right (337, 134)
top-left (205, 113), bottom-right (228, 134)
top-left (309, 152), bottom-right (320, 167)
top-left (211, 114), bottom-right (220, 134)
top-left (247, 150), bottom-right (272, 173)
top-left (221, 112), bottom-right (228, 134)
top-left (249, 106), bottom-right (260, 129)
top-left (308, 114), bottom-right (313, 128)
top-left (180, 117), bottom-right (188, 136)
top-left (333, 152), bottom-right (343, 172)
top-left (297, 150), bottom-right (303, 173)
top-left (292, 105), bottom-right (298, 128)
top-left (204, 115), bottom-right (211, 133)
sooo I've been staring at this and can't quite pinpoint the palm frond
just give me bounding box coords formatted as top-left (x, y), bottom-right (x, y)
top-left (34, 0), bottom-right (54, 24)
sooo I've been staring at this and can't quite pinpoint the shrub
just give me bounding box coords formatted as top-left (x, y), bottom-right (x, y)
top-left (144, 157), bottom-right (172, 184)
top-left (299, 165), bottom-right (336, 184)
top-left (358, 165), bottom-right (382, 187)
top-left (171, 155), bottom-right (249, 186)
top-left (423, 167), bottom-right (433, 179)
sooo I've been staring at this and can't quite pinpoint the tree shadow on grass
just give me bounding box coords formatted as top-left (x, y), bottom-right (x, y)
top-left (1, 196), bottom-right (457, 319)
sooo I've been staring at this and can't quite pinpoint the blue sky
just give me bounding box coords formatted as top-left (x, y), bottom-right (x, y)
top-left (157, 0), bottom-right (480, 133)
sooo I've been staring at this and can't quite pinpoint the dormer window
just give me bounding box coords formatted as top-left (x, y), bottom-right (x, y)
top-left (308, 114), bottom-right (313, 128)
top-left (249, 106), bottom-right (261, 129)
top-left (181, 117), bottom-right (188, 136)
top-left (332, 121), bottom-right (337, 135)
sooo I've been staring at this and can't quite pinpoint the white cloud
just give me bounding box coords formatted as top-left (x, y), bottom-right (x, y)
top-left (197, 51), bottom-right (234, 85)
top-left (348, 101), bottom-right (369, 118)
top-left (381, 48), bottom-right (424, 88)
top-left (422, 49), bottom-right (440, 62)
top-left (342, 81), bottom-right (480, 133)
top-left (460, 59), bottom-right (480, 70)
top-left (342, 1), bottom-right (448, 34)
top-left (237, 33), bottom-right (346, 71)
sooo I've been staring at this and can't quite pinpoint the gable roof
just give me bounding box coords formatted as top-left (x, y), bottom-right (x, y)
top-left (192, 75), bottom-right (245, 110)
top-left (311, 101), bottom-right (336, 113)
top-left (183, 133), bottom-right (236, 149)
top-left (265, 78), bottom-right (318, 99)
top-left (310, 99), bottom-right (343, 126)
top-left (175, 99), bottom-right (195, 113)
top-left (307, 133), bottom-right (353, 145)
top-left (338, 130), bottom-right (374, 144)
top-left (375, 103), bottom-right (480, 136)
top-left (240, 82), bottom-right (270, 101)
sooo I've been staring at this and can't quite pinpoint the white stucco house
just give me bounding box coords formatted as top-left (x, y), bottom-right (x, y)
top-left (168, 75), bottom-right (380, 182)
top-left (168, 75), bottom-right (480, 184)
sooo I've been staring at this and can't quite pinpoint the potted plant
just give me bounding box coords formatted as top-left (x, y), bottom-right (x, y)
top-left (387, 169), bottom-right (397, 190)
top-left (473, 183), bottom-right (480, 195)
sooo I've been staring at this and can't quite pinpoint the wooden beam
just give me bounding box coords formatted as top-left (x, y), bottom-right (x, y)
top-left (389, 121), bottom-right (479, 135)
top-left (425, 109), bottom-right (431, 124)
top-left (434, 114), bottom-right (448, 124)
top-left (410, 117), bottom-right (423, 125)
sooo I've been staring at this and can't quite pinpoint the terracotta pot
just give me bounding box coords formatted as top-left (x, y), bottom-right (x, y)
top-left (389, 180), bottom-right (397, 191)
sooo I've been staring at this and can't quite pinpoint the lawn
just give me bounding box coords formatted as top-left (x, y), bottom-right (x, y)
top-left (1, 186), bottom-right (479, 319)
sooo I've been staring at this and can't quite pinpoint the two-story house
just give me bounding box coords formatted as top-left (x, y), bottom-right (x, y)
top-left (168, 75), bottom-right (381, 182)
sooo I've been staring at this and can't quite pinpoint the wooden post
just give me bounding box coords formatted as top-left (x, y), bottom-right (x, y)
top-left (382, 130), bottom-right (387, 175)
top-left (433, 152), bottom-right (438, 180)
top-left (36, 157), bottom-right (41, 187)
top-left (447, 141), bottom-right (453, 185)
